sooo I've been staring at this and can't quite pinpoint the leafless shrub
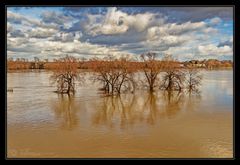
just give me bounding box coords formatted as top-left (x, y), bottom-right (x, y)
top-left (160, 54), bottom-right (185, 91)
top-left (50, 55), bottom-right (82, 95)
top-left (140, 52), bottom-right (163, 92)
top-left (91, 56), bottom-right (137, 95)
top-left (184, 67), bottom-right (203, 93)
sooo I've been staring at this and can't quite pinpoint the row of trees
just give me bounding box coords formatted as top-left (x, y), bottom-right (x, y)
top-left (7, 57), bottom-right (47, 69)
top-left (50, 53), bottom-right (202, 95)
top-left (140, 53), bottom-right (202, 93)
top-left (7, 57), bottom-right (233, 70)
top-left (183, 59), bottom-right (233, 68)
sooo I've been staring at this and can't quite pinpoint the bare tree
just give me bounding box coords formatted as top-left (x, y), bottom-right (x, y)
top-left (50, 55), bottom-right (80, 95)
top-left (8, 57), bottom-right (13, 62)
top-left (91, 56), bottom-right (136, 95)
top-left (160, 54), bottom-right (185, 91)
top-left (185, 67), bottom-right (202, 92)
top-left (34, 57), bottom-right (40, 62)
top-left (140, 52), bottom-right (163, 92)
top-left (114, 57), bottom-right (137, 94)
top-left (91, 59), bottom-right (111, 94)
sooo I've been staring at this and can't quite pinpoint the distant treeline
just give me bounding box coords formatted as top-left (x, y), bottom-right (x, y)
top-left (7, 56), bottom-right (233, 70)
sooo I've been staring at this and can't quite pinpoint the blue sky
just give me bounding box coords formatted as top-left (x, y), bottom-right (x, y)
top-left (7, 7), bottom-right (233, 61)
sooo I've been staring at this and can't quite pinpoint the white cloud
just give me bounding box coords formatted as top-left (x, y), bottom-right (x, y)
top-left (198, 44), bottom-right (232, 56)
top-left (167, 21), bottom-right (206, 35)
top-left (209, 17), bottom-right (222, 25)
top-left (162, 46), bottom-right (196, 61)
top-left (28, 27), bottom-right (58, 38)
top-left (7, 8), bottom-right (233, 61)
top-left (44, 40), bottom-right (135, 58)
top-left (7, 22), bottom-right (13, 32)
top-left (8, 35), bottom-right (135, 60)
top-left (84, 7), bottom-right (164, 36)
top-left (8, 37), bottom-right (29, 47)
top-left (40, 11), bottom-right (73, 25)
top-left (146, 21), bottom-right (207, 41)
top-left (7, 10), bottom-right (58, 29)
top-left (146, 35), bottom-right (188, 48)
top-left (50, 32), bottom-right (83, 42)
top-left (202, 27), bottom-right (218, 33)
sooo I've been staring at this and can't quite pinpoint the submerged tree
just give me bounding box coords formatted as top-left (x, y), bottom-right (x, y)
top-left (91, 56), bottom-right (137, 95)
top-left (185, 67), bottom-right (203, 92)
top-left (140, 52), bottom-right (163, 92)
top-left (160, 54), bottom-right (185, 91)
top-left (50, 55), bottom-right (80, 94)
top-left (114, 57), bottom-right (137, 94)
top-left (91, 58), bottom-right (111, 94)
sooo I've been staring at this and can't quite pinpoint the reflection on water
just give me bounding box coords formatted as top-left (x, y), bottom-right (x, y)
top-left (51, 94), bottom-right (79, 130)
top-left (7, 70), bottom-right (233, 158)
top-left (91, 91), bottom-right (201, 128)
top-left (162, 91), bottom-right (184, 118)
top-left (52, 90), bottom-right (202, 130)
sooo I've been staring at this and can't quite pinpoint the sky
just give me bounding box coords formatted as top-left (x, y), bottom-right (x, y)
top-left (7, 7), bottom-right (233, 61)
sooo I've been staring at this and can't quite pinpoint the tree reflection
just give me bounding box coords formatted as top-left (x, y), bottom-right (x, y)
top-left (184, 90), bottom-right (202, 112)
top-left (50, 90), bottom-right (202, 130)
top-left (92, 94), bottom-right (138, 129)
top-left (141, 92), bottom-right (158, 125)
top-left (162, 90), bottom-right (184, 118)
top-left (92, 90), bottom-right (193, 128)
top-left (51, 94), bottom-right (79, 130)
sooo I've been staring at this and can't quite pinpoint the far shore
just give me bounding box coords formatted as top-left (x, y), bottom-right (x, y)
top-left (7, 58), bottom-right (233, 71)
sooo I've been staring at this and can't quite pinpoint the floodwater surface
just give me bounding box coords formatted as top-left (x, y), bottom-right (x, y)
top-left (7, 70), bottom-right (233, 158)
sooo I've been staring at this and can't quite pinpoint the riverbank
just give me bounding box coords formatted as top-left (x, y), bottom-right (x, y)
top-left (7, 59), bottom-right (233, 70)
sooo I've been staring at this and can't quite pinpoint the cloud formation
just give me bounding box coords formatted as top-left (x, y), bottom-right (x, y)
top-left (7, 7), bottom-right (233, 61)
top-left (83, 7), bottom-right (164, 36)
top-left (197, 44), bottom-right (232, 56)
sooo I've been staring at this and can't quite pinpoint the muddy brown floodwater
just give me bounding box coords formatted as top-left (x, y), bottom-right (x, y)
top-left (7, 70), bottom-right (233, 158)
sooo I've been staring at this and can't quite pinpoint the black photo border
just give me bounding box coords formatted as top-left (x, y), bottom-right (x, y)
top-left (0, 0), bottom-right (239, 160)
